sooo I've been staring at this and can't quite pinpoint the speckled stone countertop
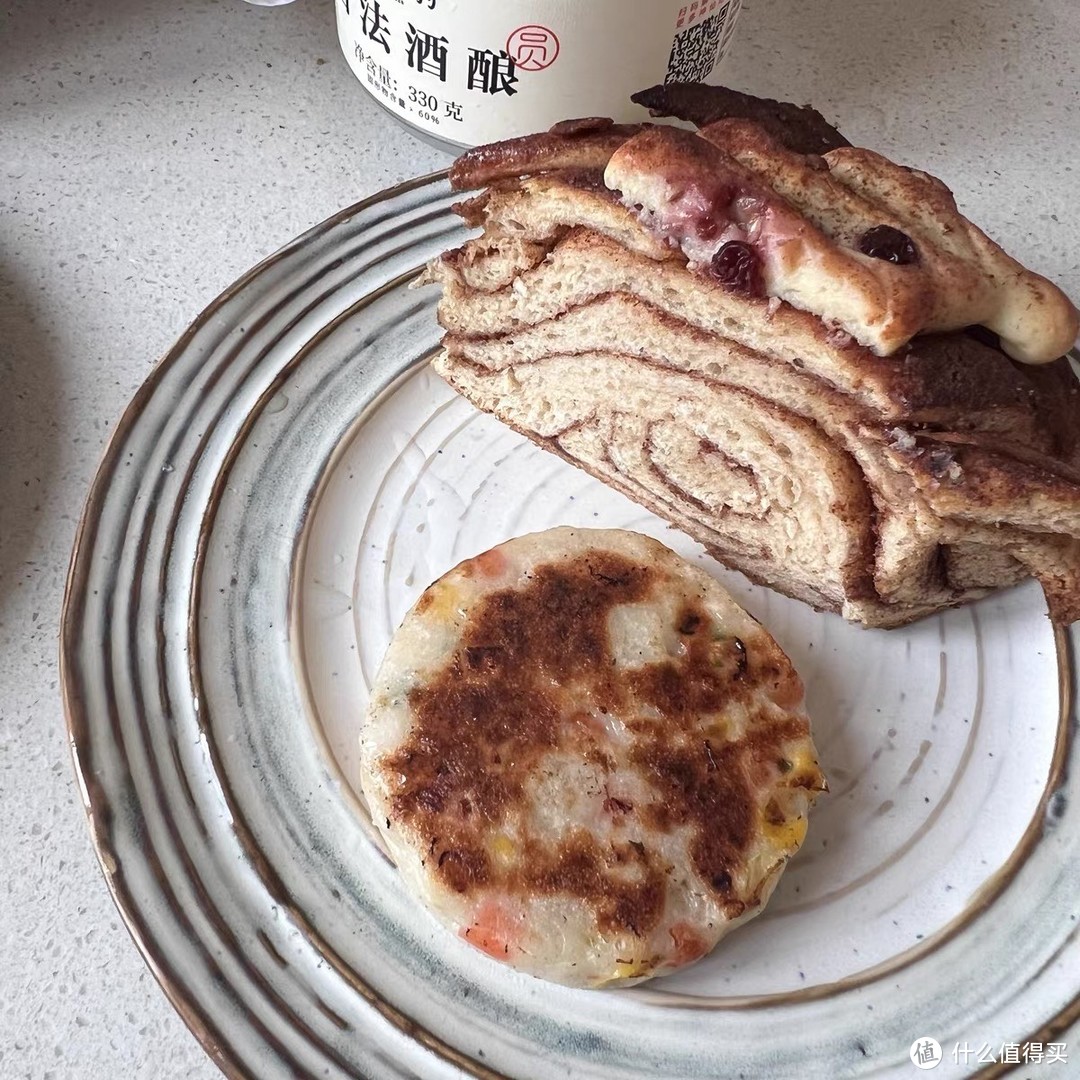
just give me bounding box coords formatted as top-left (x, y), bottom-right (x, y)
top-left (1, 0), bottom-right (1077, 1076)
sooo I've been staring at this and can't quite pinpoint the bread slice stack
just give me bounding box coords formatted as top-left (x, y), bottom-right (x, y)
top-left (423, 86), bottom-right (1080, 628)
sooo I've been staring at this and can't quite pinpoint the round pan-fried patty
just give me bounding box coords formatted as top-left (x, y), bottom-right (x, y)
top-left (360, 527), bottom-right (826, 987)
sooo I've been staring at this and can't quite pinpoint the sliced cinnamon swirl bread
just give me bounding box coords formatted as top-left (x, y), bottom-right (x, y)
top-left (423, 87), bottom-right (1080, 628)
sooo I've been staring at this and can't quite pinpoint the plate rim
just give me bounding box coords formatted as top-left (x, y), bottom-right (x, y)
top-left (59, 167), bottom-right (1080, 1079)
top-left (290, 353), bottom-right (1078, 1016)
top-left (59, 169), bottom-right (474, 1080)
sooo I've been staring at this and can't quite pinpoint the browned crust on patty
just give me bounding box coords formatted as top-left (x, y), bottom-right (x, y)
top-left (384, 550), bottom-right (805, 937)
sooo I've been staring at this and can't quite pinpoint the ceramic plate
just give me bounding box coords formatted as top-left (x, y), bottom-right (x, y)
top-left (62, 173), bottom-right (1080, 1079)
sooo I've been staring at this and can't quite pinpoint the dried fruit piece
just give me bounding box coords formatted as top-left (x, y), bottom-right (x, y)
top-left (858, 225), bottom-right (920, 265)
top-left (710, 240), bottom-right (764, 296)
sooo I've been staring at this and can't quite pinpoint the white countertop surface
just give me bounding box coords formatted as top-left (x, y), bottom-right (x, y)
top-left (1, 0), bottom-right (1078, 1076)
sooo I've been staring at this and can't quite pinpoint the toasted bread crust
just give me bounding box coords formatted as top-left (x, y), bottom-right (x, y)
top-left (604, 124), bottom-right (1078, 361)
top-left (449, 121), bottom-right (645, 190)
top-left (447, 98), bottom-right (1077, 363)
top-left (631, 82), bottom-right (850, 155)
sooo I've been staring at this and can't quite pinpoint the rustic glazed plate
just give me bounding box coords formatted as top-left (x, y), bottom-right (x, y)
top-left (62, 173), bottom-right (1080, 1079)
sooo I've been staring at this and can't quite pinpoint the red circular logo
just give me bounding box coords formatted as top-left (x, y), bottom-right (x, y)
top-left (506, 24), bottom-right (561, 72)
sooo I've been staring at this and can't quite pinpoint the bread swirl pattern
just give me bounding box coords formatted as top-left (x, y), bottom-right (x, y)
top-left (426, 95), bottom-right (1080, 627)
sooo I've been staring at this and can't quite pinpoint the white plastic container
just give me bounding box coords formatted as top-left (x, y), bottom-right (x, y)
top-left (336, 0), bottom-right (744, 149)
